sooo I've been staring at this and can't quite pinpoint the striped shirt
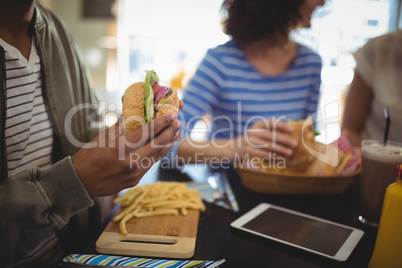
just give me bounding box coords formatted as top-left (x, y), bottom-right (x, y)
top-left (1, 38), bottom-right (54, 176)
top-left (179, 40), bottom-right (322, 139)
top-left (1, 38), bottom-right (62, 267)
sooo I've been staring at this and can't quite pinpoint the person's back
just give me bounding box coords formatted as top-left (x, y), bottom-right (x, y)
top-left (342, 30), bottom-right (402, 148)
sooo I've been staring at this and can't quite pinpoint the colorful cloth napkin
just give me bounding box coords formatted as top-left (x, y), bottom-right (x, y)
top-left (63, 254), bottom-right (225, 267)
top-left (330, 133), bottom-right (361, 174)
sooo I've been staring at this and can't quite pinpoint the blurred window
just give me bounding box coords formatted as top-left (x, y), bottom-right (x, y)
top-left (292, 0), bottom-right (400, 143)
top-left (116, 0), bottom-right (227, 92)
top-left (367, 19), bottom-right (379, 26)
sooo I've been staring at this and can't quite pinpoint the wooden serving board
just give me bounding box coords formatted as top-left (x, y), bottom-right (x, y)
top-left (96, 208), bottom-right (200, 259)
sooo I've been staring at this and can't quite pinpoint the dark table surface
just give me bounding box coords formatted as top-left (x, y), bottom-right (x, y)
top-left (88, 164), bottom-right (377, 268)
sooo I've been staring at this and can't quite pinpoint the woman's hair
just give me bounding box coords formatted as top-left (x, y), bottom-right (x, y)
top-left (221, 0), bottom-right (304, 45)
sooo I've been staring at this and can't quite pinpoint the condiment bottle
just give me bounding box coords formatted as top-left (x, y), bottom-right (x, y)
top-left (368, 164), bottom-right (402, 268)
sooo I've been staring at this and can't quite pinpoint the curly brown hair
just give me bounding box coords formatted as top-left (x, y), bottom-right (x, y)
top-left (221, 0), bottom-right (304, 45)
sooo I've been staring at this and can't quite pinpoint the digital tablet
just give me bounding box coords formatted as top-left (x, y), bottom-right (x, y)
top-left (230, 203), bottom-right (364, 262)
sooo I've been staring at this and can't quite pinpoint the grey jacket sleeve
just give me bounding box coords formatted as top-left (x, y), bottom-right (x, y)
top-left (0, 157), bottom-right (93, 264)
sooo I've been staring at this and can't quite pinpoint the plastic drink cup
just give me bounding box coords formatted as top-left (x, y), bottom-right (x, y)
top-left (358, 140), bottom-right (402, 227)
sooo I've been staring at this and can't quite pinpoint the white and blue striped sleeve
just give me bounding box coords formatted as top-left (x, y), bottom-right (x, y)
top-left (166, 49), bottom-right (222, 164)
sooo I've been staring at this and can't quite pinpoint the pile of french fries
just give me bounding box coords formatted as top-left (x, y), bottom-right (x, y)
top-left (113, 181), bottom-right (206, 235)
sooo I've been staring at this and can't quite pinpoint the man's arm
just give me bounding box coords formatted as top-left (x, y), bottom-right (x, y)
top-left (0, 113), bottom-right (180, 264)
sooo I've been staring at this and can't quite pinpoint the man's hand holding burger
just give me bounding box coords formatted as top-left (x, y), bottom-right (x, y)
top-left (72, 70), bottom-right (182, 197)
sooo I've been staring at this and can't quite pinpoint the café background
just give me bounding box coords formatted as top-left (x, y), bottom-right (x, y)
top-left (40, 0), bottom-right (402, 144)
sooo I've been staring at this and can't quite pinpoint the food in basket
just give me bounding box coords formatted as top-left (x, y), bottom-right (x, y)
top-left (257, 119), bottom-right (350, 176)
top-left (113, 182), bottom-right (205, 235)
top-left (303, 143), bottom-right (350, 176)
top-left (238, 142), bottom-right (355, 194)
top-left (237, 125), bottom-right (359, 194)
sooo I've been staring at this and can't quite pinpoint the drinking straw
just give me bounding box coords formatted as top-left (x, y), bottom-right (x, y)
top-left (383, 107), bottom-right (390, 145)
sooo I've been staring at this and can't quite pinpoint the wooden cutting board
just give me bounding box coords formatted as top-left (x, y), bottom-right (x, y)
top-left (96, 208), bottom-right (200, 259)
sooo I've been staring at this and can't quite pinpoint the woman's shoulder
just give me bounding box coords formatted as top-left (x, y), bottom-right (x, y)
top-left (362, 30), bottom-right (402, 52)
top-left (199, 40), bottom-right (250, 73)
top-left (207, 40), bottom-right (244, 58)
top-left (295, 43), bottom-right (322, 65)
top-left (297, 44), bottom-right (321, 57)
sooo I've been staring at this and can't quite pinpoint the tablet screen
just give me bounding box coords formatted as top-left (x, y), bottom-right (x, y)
top-left (241, 207), bottom-right (353, 256)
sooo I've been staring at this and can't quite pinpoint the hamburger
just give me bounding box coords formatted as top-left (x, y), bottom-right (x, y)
top-left (122, 70), bottom-right (179, 133)
top-left (304, 143), bottom-right (349, 176)
top-left (284, 118), bottom-right (317, 171)
top-left (259, 119), bottom-right (349, 176)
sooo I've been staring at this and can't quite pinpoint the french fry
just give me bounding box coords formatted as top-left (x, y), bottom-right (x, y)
top-left (336, 152), bottom-right (352, 173)
top-left (181, 207), bottom-right (188, 216)
top-left (113, 182), bottom-right (205, 235)
top-left (134, 208), bottom-right (178, 218)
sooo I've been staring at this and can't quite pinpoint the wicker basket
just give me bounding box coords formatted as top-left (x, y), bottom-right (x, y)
top-left (237, 167), bottom-right (360, 195)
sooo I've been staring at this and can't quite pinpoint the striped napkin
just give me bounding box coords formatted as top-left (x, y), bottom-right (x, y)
top-left (63, 254), bottom-right (225, 267)
top-left (330, 133), bottom-right (361, 174)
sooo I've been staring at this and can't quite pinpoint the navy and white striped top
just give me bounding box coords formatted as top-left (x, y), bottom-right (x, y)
top-left (1, 38), bottom-right (54, 177)
top-left (178, 40), bottom-right (322, 139)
